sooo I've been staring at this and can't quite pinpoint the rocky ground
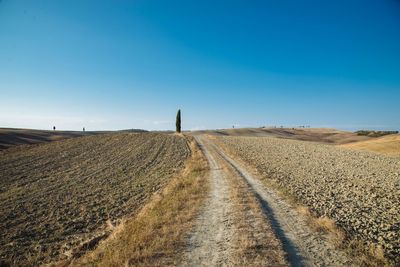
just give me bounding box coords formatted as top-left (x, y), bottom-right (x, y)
top-left (218, 136), bottom-right (400, 262)
top-left (0, 132), bottom-right (190, 266)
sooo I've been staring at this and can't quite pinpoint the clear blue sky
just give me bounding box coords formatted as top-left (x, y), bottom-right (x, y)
top-left (1, 0), bottom-right (399, 131)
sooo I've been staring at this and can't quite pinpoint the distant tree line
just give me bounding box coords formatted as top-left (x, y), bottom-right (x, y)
top-left (356, 130), bottom-right (398, 137)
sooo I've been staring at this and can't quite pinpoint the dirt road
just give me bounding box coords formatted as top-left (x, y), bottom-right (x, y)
top-left (181, 135), bottom-right (353, 266)
top-left (180, 136), bottom-right (237, 266)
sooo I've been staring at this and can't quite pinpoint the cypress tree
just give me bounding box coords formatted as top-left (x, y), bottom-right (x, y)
top-left (176, 109), bottom-right (181, 133)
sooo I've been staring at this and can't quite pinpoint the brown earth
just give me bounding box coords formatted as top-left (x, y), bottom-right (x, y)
top-left (0, 132), bottom-right (190, 266)
top-left (217, 135), bottom-right (399, 265)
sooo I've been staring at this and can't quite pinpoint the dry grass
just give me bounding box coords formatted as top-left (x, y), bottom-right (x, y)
top-left (67, 136), bottom-right (209, 266)
top-left (229, 177), bottom-right (288, 267)
top-left (296, 206), bottom-right (346, 246)
top-left (346, 240), bottom-right (390, 267)
top-left (296, 206), bottom-right (391, 266)
top-left (340, 134), bottom-right (400, 156)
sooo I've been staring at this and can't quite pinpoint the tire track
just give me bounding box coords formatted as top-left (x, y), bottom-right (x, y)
top-left (207, 137), bottom-right (354, 267)
top-left (180, 136), bottom-right (236, 266)
top-left (181, 136), bottom-right (288, 266)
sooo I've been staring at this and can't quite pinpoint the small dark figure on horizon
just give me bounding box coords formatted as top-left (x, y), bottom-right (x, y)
top-left (53, 126), bottom-right (56, 131)
top-left (83, 127), bottom-right (85, 132)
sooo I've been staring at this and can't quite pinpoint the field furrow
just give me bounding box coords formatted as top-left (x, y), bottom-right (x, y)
top-left (0, 132), bottom-right (190, 266)
top-left (216, 135), bottom-right (399, 264)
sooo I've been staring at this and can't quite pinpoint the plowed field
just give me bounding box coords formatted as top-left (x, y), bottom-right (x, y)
top-left (0, 132), bottom-right (190, 266)
top-left (217, 136), bottom-right (399, 263)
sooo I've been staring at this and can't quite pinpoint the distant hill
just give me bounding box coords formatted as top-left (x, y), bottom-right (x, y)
top-left (0, 128), bottom-right (103, 149)
top-left (191, 127), bottom-right (372, 144)
top-left (119, 129), bottom-right (148, 133)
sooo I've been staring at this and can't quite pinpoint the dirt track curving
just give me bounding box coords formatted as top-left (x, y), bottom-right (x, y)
top-left (0, 132), bottom-right (190, 266)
